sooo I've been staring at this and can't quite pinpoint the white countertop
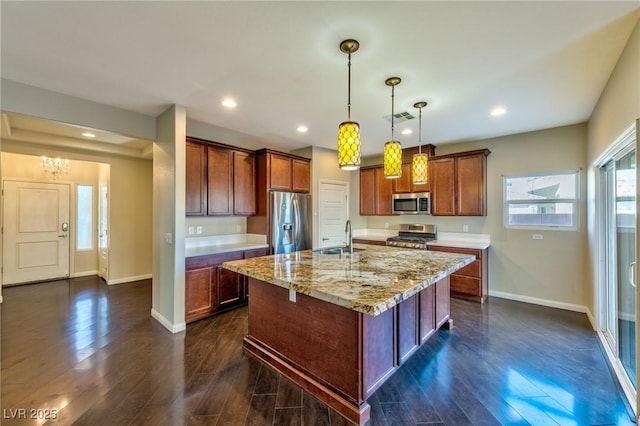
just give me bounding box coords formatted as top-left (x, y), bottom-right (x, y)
top-left (186, 234), bottom-right (268, 257)
top-left (427, 232), bottom-right (490, 250)
top-left (353, 229), bottom-right (490, 249)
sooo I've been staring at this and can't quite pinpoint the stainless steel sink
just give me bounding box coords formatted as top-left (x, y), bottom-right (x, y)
top-left (312, 247), bottom-right (365, 255)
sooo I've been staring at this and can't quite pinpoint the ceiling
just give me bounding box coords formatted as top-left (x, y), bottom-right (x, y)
top-left (1, 1), bottom-right (638, 158)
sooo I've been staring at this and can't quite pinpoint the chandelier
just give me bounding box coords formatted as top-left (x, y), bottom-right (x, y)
top-left (41, 156), bottom-right (70, 178)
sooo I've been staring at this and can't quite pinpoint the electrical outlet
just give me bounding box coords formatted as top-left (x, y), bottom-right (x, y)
top-left (289, 289), bottom-right (297, 303)
top-left (236, 225), bottom-right (241, 233)
top-left (165, 233), bottom-right (173, 244)
top-left (188, 226), bottom-right (195, 235)
top-left (196, 226), bottom-right (203, 234)
top-left (384, 222), bottom-right (389, 229)
top-left (463, 225), bottom-right (469, 232)
top-left (532, 234), bottom-right (543, 240)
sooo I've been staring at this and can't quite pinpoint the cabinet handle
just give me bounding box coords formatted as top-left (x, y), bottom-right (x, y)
top-left (628, 261), bottom-right (636, 289)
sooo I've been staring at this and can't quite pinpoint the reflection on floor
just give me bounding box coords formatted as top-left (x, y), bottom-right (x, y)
top-left (0, 276), bottom-right (635, 425)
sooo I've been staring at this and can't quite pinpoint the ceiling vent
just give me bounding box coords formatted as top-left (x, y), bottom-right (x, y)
top-left (384, 111), bottom-right (414, 123)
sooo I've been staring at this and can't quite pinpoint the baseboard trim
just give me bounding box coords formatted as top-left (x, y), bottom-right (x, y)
top-left (488, 290), bottom-right (588, 314)
top-left (151, 308), bottom-right (186, 334)
top-left (585, 307), bottom-right (596, 330)
top-left (71, 270), bottom-right (99, 278)
top-left (107, 274), bottom-right (152, 285)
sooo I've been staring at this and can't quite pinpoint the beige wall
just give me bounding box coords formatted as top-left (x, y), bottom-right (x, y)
top-left (185, 216), bottom-right (246, 237)
top-left (2, 140), bottom-right (153, 284)
top-left (365, 124), bottom-right (589, 310)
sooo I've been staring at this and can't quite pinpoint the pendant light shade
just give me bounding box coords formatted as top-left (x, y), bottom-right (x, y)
top-left (411, 101), bottom-right (429, 184)
top-left (383, 77), bottom-right (402, 179)
top-left (337, 39), bottom-right (361, 170)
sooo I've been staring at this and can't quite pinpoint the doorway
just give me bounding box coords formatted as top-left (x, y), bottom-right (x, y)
top-left (597, 126), bottom-right (636, 407)
top-left (2, 179), bottom-right (71, 285)
top-left (318, 180), bottom-right (349, 248)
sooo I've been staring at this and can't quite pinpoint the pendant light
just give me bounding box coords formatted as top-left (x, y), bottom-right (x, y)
top-left (337, 39), bottom-right (361, 170)
top-left (411, 101), bottom-right (429, 184)
top-left (383, 77), bottom-right (402, 179)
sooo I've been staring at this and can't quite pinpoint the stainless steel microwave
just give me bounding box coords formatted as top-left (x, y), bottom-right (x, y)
top-left (392, 192), bottom-right (431, 215)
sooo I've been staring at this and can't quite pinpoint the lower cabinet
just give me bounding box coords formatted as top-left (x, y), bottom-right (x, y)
top-left (185, 247), bottom-right (268, 323)
top-left (428, 245), bottom-right (488, 302)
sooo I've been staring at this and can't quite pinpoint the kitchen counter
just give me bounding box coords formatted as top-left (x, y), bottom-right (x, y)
top-left (185, 234), bottom-right (268, 257)
top-left (427, 232), bottom-right (491, 250)
top-left (225, 243), bottom-right (474, 425)
top-left (223, 244), bottom-right (474, 316)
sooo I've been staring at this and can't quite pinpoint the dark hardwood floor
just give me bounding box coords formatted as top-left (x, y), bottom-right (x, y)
top-left (0, 276), bottom-right (634, 425)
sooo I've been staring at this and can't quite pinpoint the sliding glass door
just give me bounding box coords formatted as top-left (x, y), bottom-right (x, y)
top-left (601, 142), bottom-right (636, 390)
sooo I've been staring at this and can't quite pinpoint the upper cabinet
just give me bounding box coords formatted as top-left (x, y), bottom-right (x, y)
top-left (185, 137), bottom-right (256, 217)
top-left (186, 141), bottom-right (207, 216)
top-left (430, 149), bottom-right (490, 216)
top-left (359, 165), bottom-right (393, 216)
top-left (254, 149), bottom-right (311, 193)
top-left (392, 145), bottom-right (435, 194)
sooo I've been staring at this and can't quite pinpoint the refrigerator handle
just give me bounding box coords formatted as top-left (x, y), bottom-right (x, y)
top-left (292, 197), bottom-right (299, 248)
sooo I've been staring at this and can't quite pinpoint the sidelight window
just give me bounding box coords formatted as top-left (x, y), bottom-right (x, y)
top-left (77, 184), bottom-right (94, 250)
top-left (503, 171), bottom-right (579, 229)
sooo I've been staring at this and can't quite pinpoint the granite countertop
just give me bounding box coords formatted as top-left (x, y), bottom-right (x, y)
top-left (223, 244), bottom-right (474, 316)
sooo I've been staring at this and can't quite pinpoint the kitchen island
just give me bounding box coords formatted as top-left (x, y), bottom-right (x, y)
top-left (223, 245), bottom-right (474, 425)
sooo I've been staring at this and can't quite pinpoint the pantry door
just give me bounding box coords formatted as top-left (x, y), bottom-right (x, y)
top-left (318, 180), bottom-right (349, 248)
top-left (2, 180), bottom-right (71, 285)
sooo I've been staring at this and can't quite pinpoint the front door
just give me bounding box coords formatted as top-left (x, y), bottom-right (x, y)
top-left (2, 180), bottom-right (71, 285)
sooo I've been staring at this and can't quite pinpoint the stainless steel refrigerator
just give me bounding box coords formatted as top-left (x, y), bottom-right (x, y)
top-left (270, 191), bottom-right (312, 254)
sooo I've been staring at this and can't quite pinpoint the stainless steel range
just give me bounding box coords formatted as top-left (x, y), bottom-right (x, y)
top-left (386, 224), bottom-right (437, 249)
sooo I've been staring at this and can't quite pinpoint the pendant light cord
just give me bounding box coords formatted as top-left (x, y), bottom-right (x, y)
top-left (347, 52), bottom-right (352, 121)
top-left (391, 85), bottom-right (395, 140)
top-left (418, 106), bottom-right (422, 154)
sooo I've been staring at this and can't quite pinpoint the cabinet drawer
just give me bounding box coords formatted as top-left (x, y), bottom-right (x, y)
top-left (186, 250), bottom-right (243, 269)
top-left (244, 247), bottom-right (268, 259)
top-left (450, 275), bottom-right (481, 296)
top-left (455, 259), bottom-right (480, 278)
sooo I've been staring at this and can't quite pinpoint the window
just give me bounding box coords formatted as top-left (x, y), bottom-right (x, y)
top-left (504, 171), bottom-right (579, 229)
top-left (77, 184), bottom-right (93, 250)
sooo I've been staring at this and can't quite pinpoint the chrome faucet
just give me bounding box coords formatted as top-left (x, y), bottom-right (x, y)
top-left (345, 219), bottom-right (353, 255)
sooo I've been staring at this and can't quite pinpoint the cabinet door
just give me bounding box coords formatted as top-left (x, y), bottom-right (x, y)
top-left (456, 153), bottom-right (486, 216)
top-left (270, 154), bottom-right (292, 191)
top-left (185, 267), bottom-right (215, 322)
top-left (435, 276), bottom-right (450, 329)
top-left (419, 284), bottom-right (435, 343)
top-left (292, 159), bottom-right (311, 193)
top-left (359, 168), bottom-right (376, 216)
top-left (207, 146), bottom-right (233, 215)
top-left (185, 142), bottom-right (207, 216)
top-left (430, 157), bottom-right (456, 216)
top-left (375, 167), bottom-right (393, 215)
top-left (393, 164), bottom-right (412, 194)
top-left (233, 151), bottom-right (256, 215)
top-left (218, 266), bottom-right (243, 306)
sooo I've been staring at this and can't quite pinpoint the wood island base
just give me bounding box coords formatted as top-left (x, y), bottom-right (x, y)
top-left (243, 276), bottom-right (452, 425)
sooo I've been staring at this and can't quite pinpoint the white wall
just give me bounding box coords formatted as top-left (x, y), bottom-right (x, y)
top-left (2, 140), bottom-right (153, 283)
top-left (152, 105), bottom-right (186, 333)
top-left (365, 124), bottom-right (590, 310)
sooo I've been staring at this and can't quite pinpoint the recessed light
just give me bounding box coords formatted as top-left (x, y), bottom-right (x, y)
top-left (297, 125), bottom-right (308, 133)
top-left (221, 98), bottom-right (237, 108)
top-left (490, 106), bottom-right (507, 116)
top-left (401, 129), bottom-right (412, 135)
top-left (82, 132), bottom-right (96, 138)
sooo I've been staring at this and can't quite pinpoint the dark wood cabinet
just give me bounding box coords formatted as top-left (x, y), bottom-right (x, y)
top-left (207, 146), bottom-right (233, 215)
top-left (185, 137), bottom-right (256, 217)
top-left (254, 149), bottom-right (311, 194)
top-left (430, 149), bottom-right (490, 216)
top-left (428, 245), bottom-right (488, 303)
top-left (185, 247), bottom-right (268, 323)
top-left (359, 166), bottom-right (392, 216)
top-left (185, 141), bottom-right (207, 216)
top-left (292, 159), bottom-right (311, 193)
top-left (393, 163), bottom-right (430, 194)
top-left (233, 151), bottom-right (256, 215)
